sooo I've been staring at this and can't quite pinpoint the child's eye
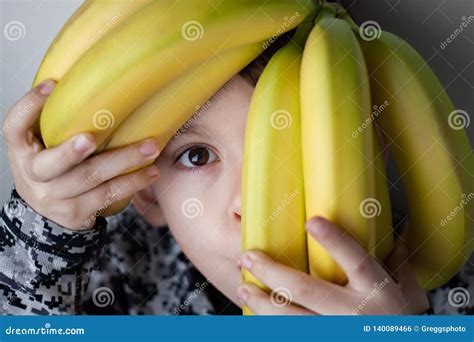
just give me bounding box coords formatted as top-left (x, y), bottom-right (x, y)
top-left (176, 145), bottom-right (219, 169)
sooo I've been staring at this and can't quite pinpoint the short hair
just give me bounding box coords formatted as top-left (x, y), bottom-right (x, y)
top-left (238, 29), bottom-right (294, 87)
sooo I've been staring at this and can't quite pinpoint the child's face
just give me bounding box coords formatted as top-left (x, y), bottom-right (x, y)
top-left (152, 75), bottom-right (253, 307)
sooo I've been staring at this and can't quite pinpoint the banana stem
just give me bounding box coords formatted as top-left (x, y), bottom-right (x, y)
top-left (292, 22), bottom-right (314, 49)
top-left (329, 2), bottom-right (347, 17)
top-left (313, 3), bottom-right (337, 25)
top-left (338, 10), bottom-right (359, 31)
top-left (302, 0), bottom-right (324, 25)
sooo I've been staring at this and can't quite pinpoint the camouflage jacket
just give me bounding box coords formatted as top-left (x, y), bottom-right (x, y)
top-left (0, 187), bottom-right (472, 315)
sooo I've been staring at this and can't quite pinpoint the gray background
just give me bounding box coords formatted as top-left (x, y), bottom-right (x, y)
top-left (1, 0), bottom-right (473, 207)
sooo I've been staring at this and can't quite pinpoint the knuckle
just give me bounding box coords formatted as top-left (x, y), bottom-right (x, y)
top-left (248, 293), bottom-right (264, 309)
top-left (83, 164), bottom-right (103, 184)
top-left (129, 169), bottom-right (149, 187)
top-left (102, 182), bottom-right (119, 203)
top-left (251, 258), bottom-right (269, 279)
top-left (125, 145), bottom-right (145, 167)
top-left (28, 159), bottom-right (49, 183)
top-left (26, 161), bottom-right (40, 181)
top-left (292, 279), bottom-right (313, 299)
top-left (50, 202), bottom-right (80, 226)
top-left (351, 258), bottom-right (376, 278)
top-left (62, 202), bottom-right (80, 221)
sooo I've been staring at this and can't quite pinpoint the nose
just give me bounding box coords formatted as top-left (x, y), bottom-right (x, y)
top-left (229, 168), bottom-right (242, 223)
top-left (230, 189), bottom-right (241, 222)
top-left (233, 200), bottom-right (241, 221)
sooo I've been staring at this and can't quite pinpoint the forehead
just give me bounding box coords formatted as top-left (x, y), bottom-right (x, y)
top-left (173, 75), bottom-right (254, 141)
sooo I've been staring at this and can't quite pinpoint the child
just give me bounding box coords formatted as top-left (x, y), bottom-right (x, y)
top-left (1, 34), bottom-right (472, 316)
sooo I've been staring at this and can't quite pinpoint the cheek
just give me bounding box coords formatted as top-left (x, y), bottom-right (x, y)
top-left (152, 160), bottom-right (243, 295)
top-left (152, 169), bottom-right (240, 259)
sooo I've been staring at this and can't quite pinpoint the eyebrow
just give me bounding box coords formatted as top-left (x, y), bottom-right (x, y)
top-left (175, 122), bottom-right (214, 140)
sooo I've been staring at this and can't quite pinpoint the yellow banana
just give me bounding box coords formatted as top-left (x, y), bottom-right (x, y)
top-left (102, 42), bottom-right (265, 215)
top-left (371, 127), bottom-right (394, 260)
top-left (354, 26), bottom-right (474, 289)
top-left (39, 0), bottom-right (318, 150)
top-left (32, 0), bottom-right (150, 137)
top-left (32, 0), bottom-right (151, 87)
top-left (301, 5), bottom-right (393, 284)
top-left (105, 42), bottom-right (265, 153)
top-left (241, 23), bottom-right (313, 315)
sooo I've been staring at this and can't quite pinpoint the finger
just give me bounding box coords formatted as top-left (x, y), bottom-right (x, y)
top-left (386, 239), bottom-right (426, 297)
top-left (237, 284), bottom-right (313, 315)
top-left (29, 133), bottom-right (96, 182)
top-left (385, 240), bottom-right (430, 313)
top-left (75, 164), bottom-right (160, 218)
top-left (240, 249), bottom-right (351, 315)
top-left (54, 138), bottom-right (160, 198)
top-left (305, 216), bottom-right (387, 290)
top-left (2, 80), bottom-right (55, 149)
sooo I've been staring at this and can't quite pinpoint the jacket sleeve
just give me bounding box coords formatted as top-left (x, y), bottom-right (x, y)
top-left (0, 187), bottom-right (107, 315)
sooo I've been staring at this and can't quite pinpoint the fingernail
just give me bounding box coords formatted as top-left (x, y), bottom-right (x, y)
top-left (241, 253), bottom-right (253, 271)
top-left (73, 134), bottom-right (94, 153)
top-left (305, 216), bottom-right (328, 237)
top-left (147, 165), bottom-right (160, 177)
top-left (140, 140), bottom-right (157, 157)
top-left (39, 80), bottom-right (55, 96)
top-left (237, 286), bottom-right (249, 304)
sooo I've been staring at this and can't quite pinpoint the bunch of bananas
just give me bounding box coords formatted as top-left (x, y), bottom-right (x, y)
top-left (34, 0), bottom-right (472, 312)
top-left (33, 0), bottom-right (319, 213)
top-left (242, 2), bottom-right (473, 312)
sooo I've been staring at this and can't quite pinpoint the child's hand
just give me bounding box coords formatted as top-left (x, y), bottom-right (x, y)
top-left (2, 80), bottom-right (161, 230)
top-left (238, 216), bottom-right (430, 315)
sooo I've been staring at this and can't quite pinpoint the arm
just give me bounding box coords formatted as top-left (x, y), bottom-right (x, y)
top-left (0, 187), bottom-right (107, 315)
top-left (1, 80), bottom-right (162, 314)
